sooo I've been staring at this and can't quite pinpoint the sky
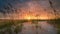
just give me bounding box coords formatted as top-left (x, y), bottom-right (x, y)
top-left (0, 0), bottom-right (60, 19)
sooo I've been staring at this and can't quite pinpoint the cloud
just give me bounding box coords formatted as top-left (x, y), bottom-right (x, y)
top-left (0, 0), bottom-right (60, 19)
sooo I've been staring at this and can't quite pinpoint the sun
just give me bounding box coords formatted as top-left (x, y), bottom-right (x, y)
top-left (23, 15), bottom-right (32, 20)
top-left (23, 14), bottom-right (37, 20)
top-left (26, 16), bottom-right (31, 20)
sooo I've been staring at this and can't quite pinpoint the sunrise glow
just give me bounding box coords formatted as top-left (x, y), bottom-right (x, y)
top-left (22, 14), bottom-right (54, 20)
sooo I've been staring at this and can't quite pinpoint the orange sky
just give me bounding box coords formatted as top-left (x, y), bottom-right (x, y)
top-left (0, 0), bottom-right (60, 20)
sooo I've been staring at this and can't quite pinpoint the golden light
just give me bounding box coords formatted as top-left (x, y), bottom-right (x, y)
top-left (23, 15), bottom-right (48, 20)
top-left (24, 16), bottom-right (34, 20)
top-left (23, 14), bottom-right (37, 20)
top-left (38, 16), bottom-right (49, 20)
top-left (26, 16), bottom-right (31, 20)
top-left (21, 13), bottom-right (56, 20)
